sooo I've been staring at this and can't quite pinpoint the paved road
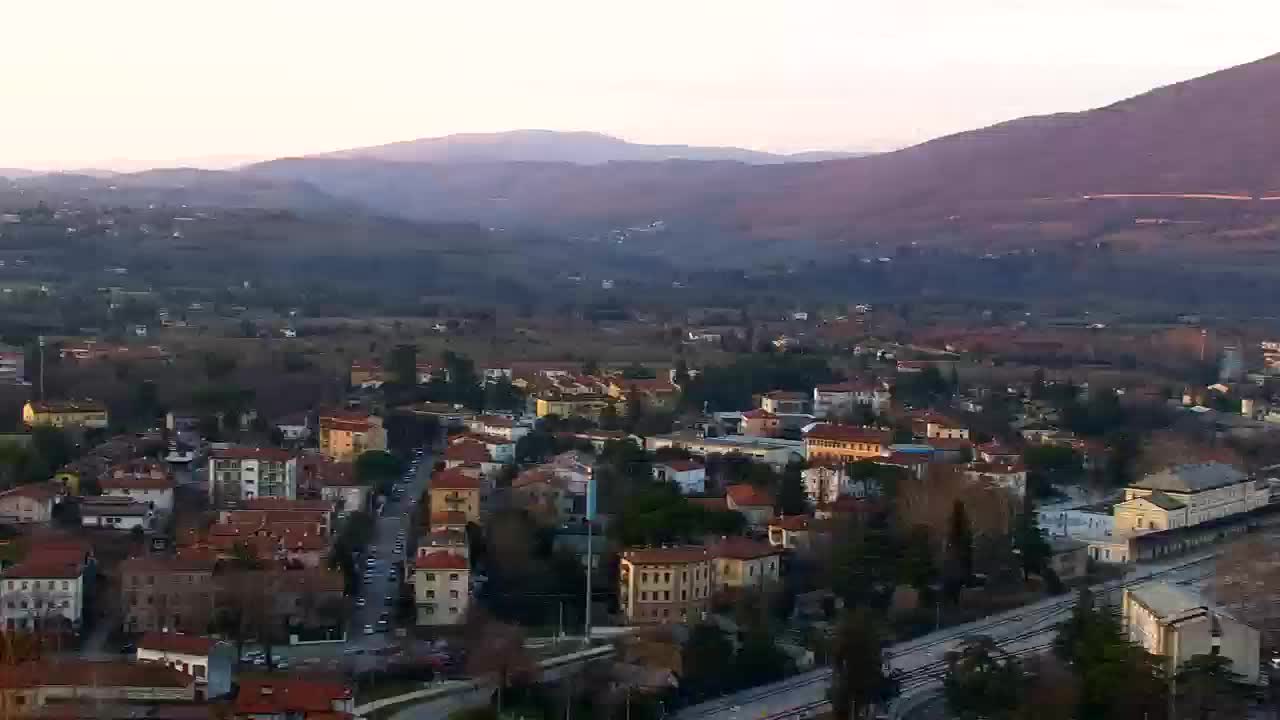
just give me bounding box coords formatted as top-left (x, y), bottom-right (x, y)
top-left (677, 550), bottom-right (1221, 720)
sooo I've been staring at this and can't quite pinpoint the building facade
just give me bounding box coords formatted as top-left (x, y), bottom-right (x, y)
top-left (318, 411), bottom-right (387, 462)
top-left (22, 400), bottom-right (109, 429)
top-left (619, 547), bottom-right (711, 625)
top-left (413, 552), bottom-right (470, 626)
top-left (207, 447), bottom-right (297, 507)
top-left (1123, 582), bottom-right (1260, 685)
top-left (803, 424), bottom-right (891, 464)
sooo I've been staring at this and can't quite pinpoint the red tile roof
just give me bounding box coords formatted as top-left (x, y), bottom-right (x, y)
top-left (657, 460), bottom-right (704, 472)
top-left (101, 475), bottom-right (174, 491)
top-left (621, 546), bottom-right (710, 565)
top-left (815, 380), bottom-right (878, 393)
top-left (0, 483), bottom-right (59, 502)
top-left (211, 447), bottom-right (293, 462)
top-left (234, 677), bottom-right (352, 715)
top-left (770, 515), bottom-right (811, 531)
top-left (138, 632), bottom-right (218, 656)
top-left (4, 558), bottom-right (83, 579)
top-left (805, 423), bottom-right (892, 445)
top-left (414, 552), bottom-right (469, 570)
top-left (243, 498), bottom-right (334, 513)
top-left (121, 554), bottom-right (217, 574)
top-left (726, 484), bottom-right (775, 508)
top-left (431, 468), bottom-right (482, 490)
top-left (741, 409), bottom-right (777, 420)
top-left (708, 536), bottom-right (779, 560)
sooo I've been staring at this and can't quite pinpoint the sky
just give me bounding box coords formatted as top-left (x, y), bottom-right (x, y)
top-left (6, 0), bottom-right (1280, 171)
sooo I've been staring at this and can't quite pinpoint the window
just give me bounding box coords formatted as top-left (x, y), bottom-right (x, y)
top-left (424, 573), bottom-right (435, 581)
top-left (449, 606), bottom-right (459, 614)
top-left (641, 572), bottom-right (648, 583)
top-left (641, 591), bottom-right (648, 601)
top-left (449, 573), bottom-right (460, 581)
top-left (681, 590), bottom-right (687, 600)
top-left (194, 665), bottom-right (206, 678)
top-left (663, 591), bottom-right (670, 601)
top-left (61, 581), bottom-right (69, 591)
top-left (663, 572), bottom-right (671, 583)
top-left (425, 606), bottom-right (435, 615)
top-left (450, 590), bottom-right (459, 599)
top-left (20, 582), bottom-right (27, 591)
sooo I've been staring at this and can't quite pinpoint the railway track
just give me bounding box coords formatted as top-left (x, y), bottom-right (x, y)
top-left (680, 553), bottom-right (1218, 720)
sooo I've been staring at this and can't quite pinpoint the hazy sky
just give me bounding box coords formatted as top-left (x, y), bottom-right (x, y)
top-left (7, 0), bottom-right (1280, 170)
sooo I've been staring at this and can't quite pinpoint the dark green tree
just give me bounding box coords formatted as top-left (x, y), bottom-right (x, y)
top-left (776, 461), bottom-right (809, 516)
top-left (943, 501), bottom-right (974, 602)
top-left (944, 636), bottom-right (1025, 720)
top-left (1176, 654), bottom-right (1245, 720)
top-left (682, 623), bottom-right (735, 699)
top-left (388, 343), bottom-right (418, 386)
top-left (829, 608), bottom-right (898, 720)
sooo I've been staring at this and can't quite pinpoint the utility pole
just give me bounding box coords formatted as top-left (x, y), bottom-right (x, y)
top-left (585, 465), bottom-right (595, 646)
top-left (37, 335), bottom-right (44, 401)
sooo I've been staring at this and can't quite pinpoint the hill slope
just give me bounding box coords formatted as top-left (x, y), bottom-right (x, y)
top-left (311, 129), bottom-right (866, 165)
top-left (246, 52), bottom-right (1280, 243)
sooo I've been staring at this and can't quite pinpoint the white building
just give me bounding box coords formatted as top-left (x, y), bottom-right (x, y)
top-left (802, 464), bottom-right (852, 506)
top-left (1113, 462), bottom-right (1269, 535)
top-left (80, 496), bottom-right (153, 531)
top-left (652, 460), bottom-right (706, 495)
top-left (136, 632), bottom-right (235, 698)
top-left (0, 560), bottom-right (84, 632)
top-left (963, 462), bottom-right (1028, 498)
top-left (466, 414), bottom-right (529, 442)
top-left (319, 480), bottom-right (371, 514)
top-left (1123, 582), bottom-right (1260, 685)
top-left (100, 475), bottom-right (174, 513)
top-left (0, 483), bottom-right (59, 524)
top-left (414, 551), bottom-right (470, 626)
top-left (207, 447), bottom-right (297, 507)
top-left (812, 381), bottom-right (889, 418)
top-left (648, 432), bottom-right (805, 470)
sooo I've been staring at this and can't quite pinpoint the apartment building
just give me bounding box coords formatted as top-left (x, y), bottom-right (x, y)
top-left (318, 410), bottom-right (386, 462)
top-left (803, 424), bottom-right (892, 464)
top-left (207, 447), bottom-right (297, 507)
top-left (760, 391), bottom-right (809, 415)
top-left (0, 483), bottom-right (59, 524)
top-left (429, 468), bottom-right (483, 524)
top-left (812, 380), bottom-right (889, 418)
top-left (652, 460), bottom-right (706, 495)
top-left (0, 345), bottom-right (24, 384)
top-left (136, 632), bottom-right (234, 698)
top-left (0, 557), bottom-right (85, 632)
top-left (619, 547), bottom-right (711, 625)
top-left (414, 551), bottom-right (470, 626)
top-left (120, 554), bottom-right (217, 634)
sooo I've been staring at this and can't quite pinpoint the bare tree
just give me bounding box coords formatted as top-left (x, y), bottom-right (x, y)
top-left (463, 610), bottom-right (533, 715)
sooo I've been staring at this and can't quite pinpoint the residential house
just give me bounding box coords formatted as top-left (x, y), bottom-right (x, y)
top-left (274, 413), bottom-right (311, 443)
top-left (22, 400), bottom-right (108, 429)
top-left (534, 393), bottom-right (617, 421)
top-left (429, 468), bottom-right (482, 524)
top-left (977, 441), bottom-right (1022, 465)
top-left (812, 380), bottom-right (889, 418)
top-left (232, 676), bottom-right (354, 720)
top-left (803, 424), bottom-right (891, 465)
top-left (768, 516), bottom-right (812, 551)
top-left (1123, 582), bottom-right (1260, 685)
top-left (414, 552), bottom-right (470, 626)
top-left (318, 410), bottom-right (386, 462)
top-left (136, 632), bottom-right (234, 698)
top-left (709, 537), bottom-right (781, 592)
top-left (511, 469), bottom-right (575, 525)
top-left (912, 411), bottom-right (970, 441)
top-left (120, 554), bottom-right (217, 634)
top-left (207, 447), bottom-right (297, 507)
top-left (467, 414), bottom-right (529, 442)
top-left (240, 498), bottom-right (336, 535)
top-left (740, 409), bottom-right (781, 438)
top-left (0, 660), bottom-right (196, 710)
top-left (963, 462), bottom-right (1029, 498)
top-left (349, 359), bottom-right (383, 387)
top-left (452, 433), bottom-right (515, 464)
top-left (1113, 462), bottom-right (1268, 536)
top-left (547, 450), bottom-right (594, 495)
top-left (760, 391), bottom-right (809, 415)
top-left (802, 464), bottom-right (851, 506)
top-left (0, 483), bottom-right (59, 524)
top-left (81, 496), bottom-right (153, 531)
top-left (0, 556), bottom-right (85, 632)
top-left (101, 464), bottom-right (174, 513)
top-left (652, 460), bottom-right (706, 495)
top-left (608, 378), bottom-right (681, 413)
top-left (618, 547), bottom-right (711, 625)
top-left (726, 484), bottom-right (776, 527)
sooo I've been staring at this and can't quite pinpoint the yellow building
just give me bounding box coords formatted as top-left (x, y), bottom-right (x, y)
top-left (534, 394), bottom-right (616, 420)
top-left (1113, 462), bottom-right (1268, 535)
top-left (318, 411), bottom-right (386, 462)
top-left (708, 537), bottom-right (782, 592)
top-left (619, 547), bottom-right (711, 625)
top-left (413, 551), bottom-right (470, 626)
top-left (22, 400), bottom-right (109, 429)
top-left (428, 468), bottom-right (482, 524)
top-left (803, 423), bottom-right (891, 464)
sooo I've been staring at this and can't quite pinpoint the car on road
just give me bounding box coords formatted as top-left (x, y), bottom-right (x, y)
top-left (384, 595), bottom-right (394, 605)
top-left (376, 619), bottom-right (390, 632)
top-left (363, 624), bottom-right (374, 635)
top-left (355, 597), bottom-right (367, 608)
top-left (365, 558), bottom-right (376, 567)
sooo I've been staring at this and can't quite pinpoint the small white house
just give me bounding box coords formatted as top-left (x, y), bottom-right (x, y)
top-left (100, 475), bottom-right (174, 513)
top-left (80, 496), bottom-right (153, 531)
top-left (652, 460), bottom-right (706, 495)
top-left (136, 632), bottom-right (235, 699)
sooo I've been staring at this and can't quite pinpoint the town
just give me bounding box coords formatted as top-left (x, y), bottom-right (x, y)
top-left (0, 293), bottom-right (1276, 720)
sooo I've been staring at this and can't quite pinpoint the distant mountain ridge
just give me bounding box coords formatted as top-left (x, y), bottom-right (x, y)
top-left (310, 129), bottom-right (871, 165)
